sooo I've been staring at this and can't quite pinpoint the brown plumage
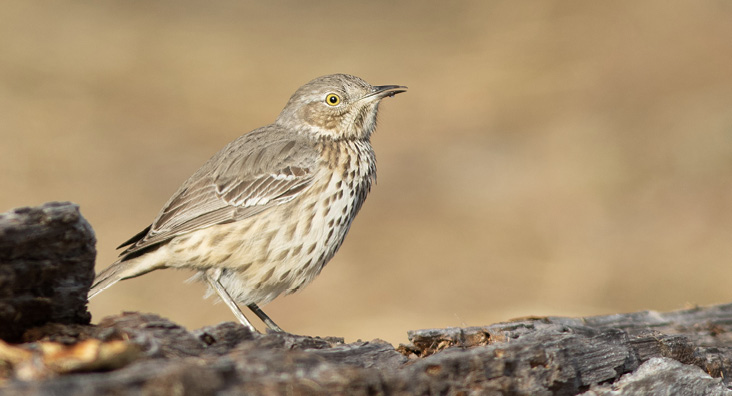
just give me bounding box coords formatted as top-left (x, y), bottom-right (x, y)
top-left (89, 74), bottom-right (406, 332)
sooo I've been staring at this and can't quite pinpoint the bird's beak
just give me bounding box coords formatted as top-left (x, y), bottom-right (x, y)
top-left (366, 85), bottom-right (408, 100)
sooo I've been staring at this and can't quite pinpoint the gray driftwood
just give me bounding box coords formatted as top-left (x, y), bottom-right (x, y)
top-left (1, 202), bottom-right (731, 395)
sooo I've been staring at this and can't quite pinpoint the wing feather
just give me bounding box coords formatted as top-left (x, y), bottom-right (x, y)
top-left (119, 127), bottom-right (319, 258)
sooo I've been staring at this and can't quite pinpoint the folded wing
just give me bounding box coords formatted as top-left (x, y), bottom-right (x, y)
top-left (119, 129), bottom-right (318, 259)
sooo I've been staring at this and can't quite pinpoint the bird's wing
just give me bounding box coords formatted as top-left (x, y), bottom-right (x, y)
top-left (119, 129), bottom-right (319, 257)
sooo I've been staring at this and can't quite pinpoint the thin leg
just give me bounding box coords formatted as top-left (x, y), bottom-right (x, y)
top-left (247, 303), bottom-right (284, 332)
top-left (205, 271), bottom-right (257, 333)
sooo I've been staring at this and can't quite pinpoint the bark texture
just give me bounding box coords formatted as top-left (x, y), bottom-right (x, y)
top-left (0, 202), bottom-right (95, 342)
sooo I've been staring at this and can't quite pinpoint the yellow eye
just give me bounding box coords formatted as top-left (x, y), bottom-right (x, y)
top-left (325, 93), bottom-right (341, 106)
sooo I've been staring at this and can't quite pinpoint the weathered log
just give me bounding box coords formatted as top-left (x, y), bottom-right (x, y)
top-left (583, 357), bottom-right (730, 396)
top-left (0, 202), bottom-right (95, 342)
top-left (1, 305), bottom-right (731, 395)
top-left (1, 201), bottom-right (732, 395)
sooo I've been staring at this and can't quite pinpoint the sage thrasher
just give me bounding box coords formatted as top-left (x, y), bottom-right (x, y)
top-left (88, 74), bottom-right (406, 332)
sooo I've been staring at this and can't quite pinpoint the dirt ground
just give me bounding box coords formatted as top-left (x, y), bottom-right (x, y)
top-left (2, 1), bottom-right (732, 345)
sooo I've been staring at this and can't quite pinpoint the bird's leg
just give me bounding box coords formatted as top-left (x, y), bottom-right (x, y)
top-left (205, 270), bottom-right (257, 333)
top-left (247, 303), bottom-right (284, 332)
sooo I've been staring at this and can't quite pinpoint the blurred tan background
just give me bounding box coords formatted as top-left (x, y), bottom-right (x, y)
top-left (2, 1), bottom-right (732, 345)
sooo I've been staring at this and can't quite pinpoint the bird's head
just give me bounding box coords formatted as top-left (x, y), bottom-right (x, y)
top-left (276, 74), bottom-right (406, 141)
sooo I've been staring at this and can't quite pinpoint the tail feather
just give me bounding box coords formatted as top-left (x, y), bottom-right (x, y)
top-left (88, 258), bottom-right (161, 299)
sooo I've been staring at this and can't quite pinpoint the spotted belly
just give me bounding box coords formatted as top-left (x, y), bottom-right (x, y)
top-left (167, 170), bottom-right (372, 306)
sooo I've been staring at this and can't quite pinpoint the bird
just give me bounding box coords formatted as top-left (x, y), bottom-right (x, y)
top-left (88, 74), bottom-right (406, 333)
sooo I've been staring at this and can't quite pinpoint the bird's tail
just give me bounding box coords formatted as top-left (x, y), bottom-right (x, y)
top-left (88, 258), bottom-right (161, 299)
